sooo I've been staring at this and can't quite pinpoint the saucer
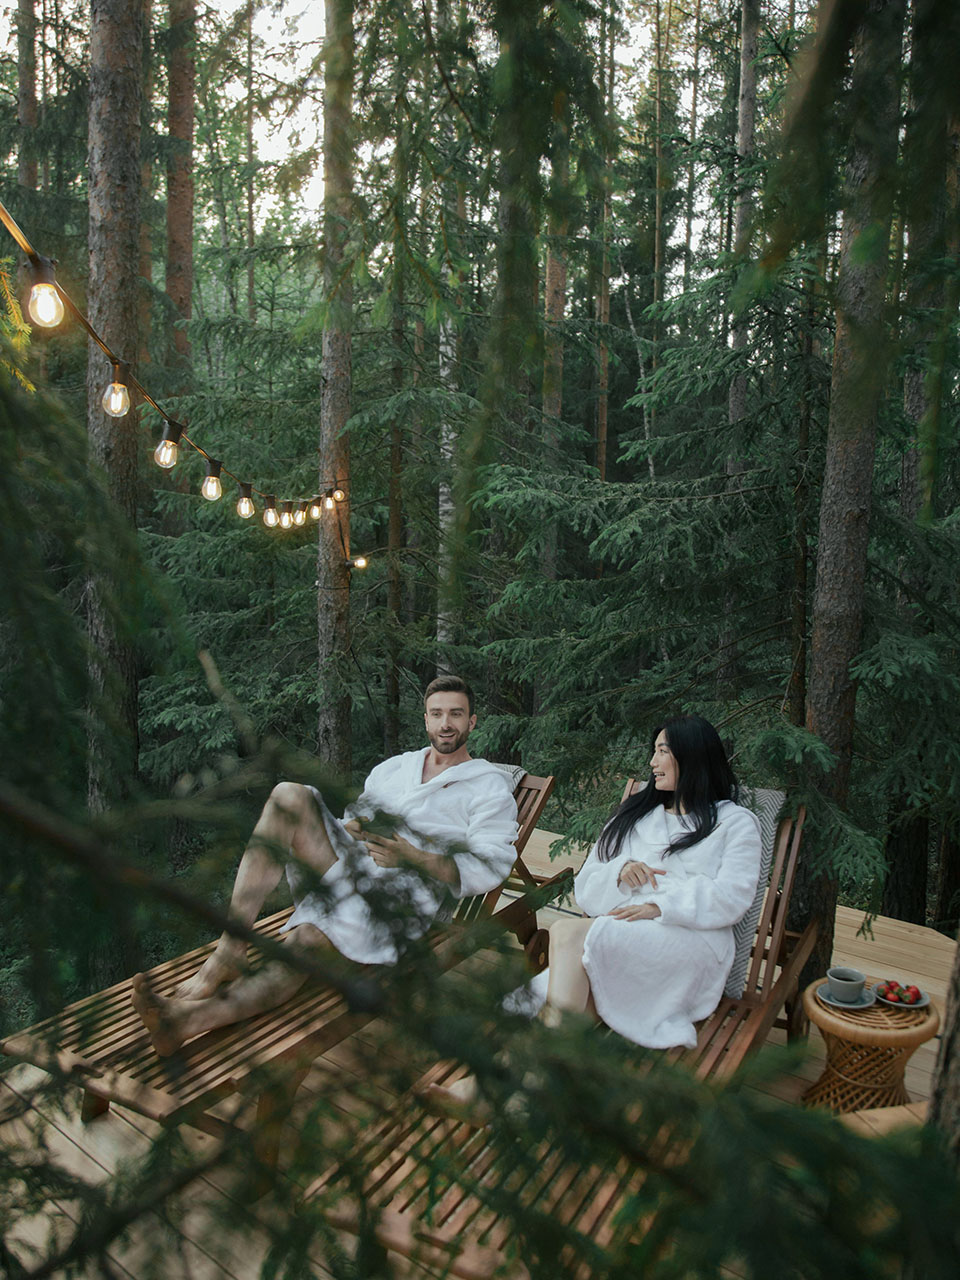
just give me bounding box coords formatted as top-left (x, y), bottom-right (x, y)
top-left (873, 985), bottom-right (930, 1010)
top-left (815, 983), bottom-right (877, 1011)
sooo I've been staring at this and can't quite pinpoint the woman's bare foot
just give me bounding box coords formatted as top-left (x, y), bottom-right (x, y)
top-left (419, 1074), bottom-right (493, 1123)
top-left (174, 947), bottom-right (243, 1000)
top-left (131, 974), bottom-right (186, 1057)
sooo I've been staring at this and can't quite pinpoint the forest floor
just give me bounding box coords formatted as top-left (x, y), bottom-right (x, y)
top-left (2, 828), bottom-right (954, 1278)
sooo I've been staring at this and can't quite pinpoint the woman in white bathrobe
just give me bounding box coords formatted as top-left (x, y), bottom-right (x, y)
top-left (545, 714), bottom-right (761, 1049)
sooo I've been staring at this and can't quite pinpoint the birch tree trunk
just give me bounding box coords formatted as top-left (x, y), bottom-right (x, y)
top-left (166, 0), bottom-right (194, 369)
top-left (595, 4), bottom-right (615, 479)
top-left (541, 95), bottom-right (569, 588)
top-left (138, 0), bottom-right (153, 365)
top-left (793, 0), bottom-right (905, 983)
top-left (682, 0), bottom-right (701, 291)
top-left (316, 0), bottom-right (353, 774)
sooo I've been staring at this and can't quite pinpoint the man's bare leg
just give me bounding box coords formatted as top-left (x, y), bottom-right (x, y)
top-left (175, 783), bottom-right (338, 999)
top-left (133, 923), bottom-right (328, 1055)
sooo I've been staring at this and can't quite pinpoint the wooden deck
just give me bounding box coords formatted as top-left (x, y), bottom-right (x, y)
top-left (3, 828), bottom-right (956, 1278)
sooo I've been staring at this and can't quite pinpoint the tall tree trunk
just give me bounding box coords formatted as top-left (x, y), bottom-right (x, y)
top-left (385, 118), bottom-right (407, 756)
top-left (316, 0), bottom-right (353, 775)
top-left (542, 96), bottom-right (569, 583)
top-left (245, 1), bottom-right (255, 325)
top-left (17, 0), bottom-right (38, 190)
top-left (930, 936), bottom-right (960, 1169)
top-left (792, 0), bottom-right (905, 984)
top-left (165, 0), bottom-right (194, 370)
top-left (595, 10), bottom-right (615, 481)
top-left (718, 0), bottom-right (759, 695)
top-left (682, 0), bottom-right (702, 291)
top-left (436, 185), bottom-right (464, 667)
top-left (86, 0), bottom-right (143, 982)
top-left (138, 0), bottom-right (153, 367)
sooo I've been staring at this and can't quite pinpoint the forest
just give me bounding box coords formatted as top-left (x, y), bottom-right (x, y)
top-left (2, 0), bottom-right (960, 1275)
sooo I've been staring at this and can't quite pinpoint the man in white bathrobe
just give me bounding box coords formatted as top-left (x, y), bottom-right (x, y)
top-left (131, 676), bottom-right (519, 1055)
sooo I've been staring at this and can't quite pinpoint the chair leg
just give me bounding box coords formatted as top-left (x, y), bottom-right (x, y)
top-left (81, 1090), bottom-right (110, 1123)
top-left (246, 1063), bottom-right (312, 1197)
top-left (785, 991), bottom-right (809, 1043)
top-left (524, 927), bottom-right (550, 973)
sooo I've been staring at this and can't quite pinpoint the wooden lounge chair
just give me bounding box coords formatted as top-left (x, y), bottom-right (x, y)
top-left (302, 794), bottom-right (817, 1277)
top-left (0, 772), bottom-right (564, 1168)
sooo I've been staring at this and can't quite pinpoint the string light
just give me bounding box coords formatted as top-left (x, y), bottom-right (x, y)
top-left (26, 256), bottom-right (64, 328)
top-left (2, 198), bottom-right (370, 562)
top-left (102, 361), bottom-right (131, 418)
top-left (201, 458), bottom-right (223, 501)
top-left (236, 483), bottom-right (255, 519)
top-left (154, 420), bottom-right (184, 469)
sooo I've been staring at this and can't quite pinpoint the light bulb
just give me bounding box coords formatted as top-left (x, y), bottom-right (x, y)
top-left (102, 380), bottom-right (131, 418)
top-left (263, 496), bottom-right (279, 528)
top-left (28, 282), bottom-right (64, 328)
top-left (201, 458), bottom-right (222, 501)
top-left (237, 483), bottom-right (255, 518)
top-left (293, 502), bottom-right (307, 527)
top-left (154, 421), bottom-right (184, 469)
top-left (279, 501), bottom-right (294, 530)
top-left (309, 497), bottom-right (323, 519)
top-left (332, 488), bottom-right (346, 503)
top-left (352, 556), bottom-right (368, 570)
top-left (324, 494), bottom-right (335, 510)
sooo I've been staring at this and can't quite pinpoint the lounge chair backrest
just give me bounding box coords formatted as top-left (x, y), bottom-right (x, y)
top-left (618, 781), bottom-right (786, 999)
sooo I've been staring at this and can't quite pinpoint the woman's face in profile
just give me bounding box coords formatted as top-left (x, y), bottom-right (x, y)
top-left (650, 732), bottom-right (679, 793)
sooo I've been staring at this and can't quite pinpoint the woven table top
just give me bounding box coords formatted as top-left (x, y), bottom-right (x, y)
top-left (803, 978), bottom-right (940, 1048)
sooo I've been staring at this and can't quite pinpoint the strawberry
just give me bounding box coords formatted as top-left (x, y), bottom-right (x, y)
top-left (885, 991), bottom-right (900, 1002)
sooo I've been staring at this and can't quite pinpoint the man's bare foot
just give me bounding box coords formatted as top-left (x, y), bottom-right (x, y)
top-left (131, 974), bottom-right (186, 1057)
top-left (419, 1074), bottom-right (492, 1123)
top-left (174, 948), bottom-right (243, 1000)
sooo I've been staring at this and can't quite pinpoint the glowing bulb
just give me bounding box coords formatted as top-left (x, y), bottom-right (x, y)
top-left (201, 458), bottom-right (222, 501)
top-left (154, 421), bottom-right (184, 469)
top-left (324, 494), bottom-right (335, 510)
top-left (263, 496), bottom-right (279, 528)
top-left (102, 380), bottom-right (131, 418)
top-left (28, 282), bottom-right (64, 327)
top-left (332, 488), bottom-right (346, 503)
top-left (237, 483), bottom-right (255, 518)
top-left (279, 501), bottom-right (294, 530)
top-left (293, 502), bottom-right (307, 527)
top-left (309, 497), bottom-right (323, 519)
top-left (352, 556), bottom-right (368, 570)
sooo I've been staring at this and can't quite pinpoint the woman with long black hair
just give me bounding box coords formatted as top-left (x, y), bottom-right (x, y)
top-left (544, 713), bottom-right (761, 1048)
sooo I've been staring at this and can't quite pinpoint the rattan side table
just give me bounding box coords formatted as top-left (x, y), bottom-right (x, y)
top-left (801, 978), bottom-right (940, 1114)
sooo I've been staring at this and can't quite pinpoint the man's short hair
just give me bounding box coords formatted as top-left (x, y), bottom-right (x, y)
top-left (423, 675), bottom-right (475, 716)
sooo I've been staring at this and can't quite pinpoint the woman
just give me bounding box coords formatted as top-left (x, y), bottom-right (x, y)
top-left (543, 713), bottom-right (761, 1049)
top-left (428, 715), bottom-right (762, 1111)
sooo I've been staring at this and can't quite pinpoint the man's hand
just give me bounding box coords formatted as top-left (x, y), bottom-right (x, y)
top-left (608, 902), bottom-right (662, 921)
top-left (362, 831), bottom-right (460, 888)
top-left (617, 860), bottom-right (666, 890)
top-left (363, 831), bottom-right (413, 868)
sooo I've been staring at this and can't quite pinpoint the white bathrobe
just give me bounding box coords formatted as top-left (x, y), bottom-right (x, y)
top-left (281, 748), bottom-right (519, 964)
top-left (571, 801), bottom-right (761, 1049)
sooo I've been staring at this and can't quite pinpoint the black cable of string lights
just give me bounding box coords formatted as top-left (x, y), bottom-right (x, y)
top-left (0, 197), bottom-right (366, 565)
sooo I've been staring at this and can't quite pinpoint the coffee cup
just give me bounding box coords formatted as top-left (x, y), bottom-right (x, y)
top-left (826, 966), bottom-right (866, 1003)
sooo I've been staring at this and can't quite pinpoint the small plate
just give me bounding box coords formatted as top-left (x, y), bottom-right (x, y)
top-left (873, 984), bottom-right (930, 1010)
top-left (815, 983), bottom-right (877, 1011)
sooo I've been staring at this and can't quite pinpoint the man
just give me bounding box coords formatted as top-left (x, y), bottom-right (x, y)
top-left (132, 676), bottom-right (519, 1054)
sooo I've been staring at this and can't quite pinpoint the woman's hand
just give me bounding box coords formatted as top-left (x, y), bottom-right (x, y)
top-left (608, 902), bottom-right (662, 921)
top-left (617, 860), bottom-right (666, 890)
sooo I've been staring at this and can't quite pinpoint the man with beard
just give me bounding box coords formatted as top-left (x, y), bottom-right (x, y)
top-left (131, 676), bottom-right (519, 1054)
